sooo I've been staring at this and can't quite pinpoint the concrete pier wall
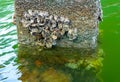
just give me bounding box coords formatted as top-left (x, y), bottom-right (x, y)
top-left (14, 0), bottom-right (102, 49)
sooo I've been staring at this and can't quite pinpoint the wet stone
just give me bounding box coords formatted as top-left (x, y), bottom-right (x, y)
top-left (14, 0), bottom-right (102, 49)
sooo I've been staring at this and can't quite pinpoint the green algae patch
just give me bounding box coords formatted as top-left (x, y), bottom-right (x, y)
top-left (65, 48), bottom-right (103, 72)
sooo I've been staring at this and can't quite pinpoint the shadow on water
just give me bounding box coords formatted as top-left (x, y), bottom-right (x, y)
top-left (15, 44), bottom-right (104, 82)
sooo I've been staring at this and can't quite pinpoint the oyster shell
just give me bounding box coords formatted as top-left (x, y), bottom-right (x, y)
top-left (21, 10), bottom-right (78, 48)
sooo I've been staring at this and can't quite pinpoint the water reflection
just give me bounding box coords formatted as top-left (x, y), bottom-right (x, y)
top-left (17, 45), bottom-right (104, 82)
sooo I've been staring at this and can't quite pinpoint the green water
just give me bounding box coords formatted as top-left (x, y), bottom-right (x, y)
top-left (0, 0), bottom-right (120, 82)
top-left (100, 0), bottom-right (120, 82)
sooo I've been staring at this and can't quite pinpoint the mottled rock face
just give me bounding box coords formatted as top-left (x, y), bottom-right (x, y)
top-left (14, 0), bottom-right (102, 49)
top-left (21, 10), bottom-right (77, 48)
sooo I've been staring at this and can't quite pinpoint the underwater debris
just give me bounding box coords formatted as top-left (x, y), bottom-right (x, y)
top-left (21, 10), bottom-right (78, 48)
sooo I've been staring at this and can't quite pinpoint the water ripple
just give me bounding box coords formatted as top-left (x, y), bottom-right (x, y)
top-left (0, 0), bottom-right (20, 81)
top-left (0, 64), bottom-right (21, 82)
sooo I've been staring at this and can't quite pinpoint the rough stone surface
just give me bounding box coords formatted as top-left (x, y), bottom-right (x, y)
top-left (14, 0), bottom-right (102, 49)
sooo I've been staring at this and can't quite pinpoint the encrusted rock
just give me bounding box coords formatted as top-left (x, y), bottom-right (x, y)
top-left (14, 0), bottom-right (102, 49)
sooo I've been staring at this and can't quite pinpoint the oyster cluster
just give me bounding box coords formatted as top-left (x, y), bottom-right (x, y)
top-left (21, 10), bottom-right (77, 48)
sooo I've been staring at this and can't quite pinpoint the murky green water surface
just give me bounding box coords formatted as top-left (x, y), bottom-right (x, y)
top-left (0, 0), bottom-right (120, 82)
top-left (100, 0), bottom-right (120, 82)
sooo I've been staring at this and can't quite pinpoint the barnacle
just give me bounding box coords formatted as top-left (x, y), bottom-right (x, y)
top-left (68, 28), bottom-right (78, 40)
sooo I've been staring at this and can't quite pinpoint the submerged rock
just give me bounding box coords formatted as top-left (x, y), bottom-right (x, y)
top-left (17, 44), bottom-right (104, 82)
